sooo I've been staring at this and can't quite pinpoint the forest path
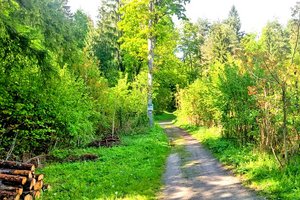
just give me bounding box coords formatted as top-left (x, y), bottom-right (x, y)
top-left (159, 121), bottom-right (263, 200)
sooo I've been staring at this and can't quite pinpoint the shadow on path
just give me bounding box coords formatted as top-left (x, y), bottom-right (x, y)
top-left (160, 121), bottom-right (264, 200)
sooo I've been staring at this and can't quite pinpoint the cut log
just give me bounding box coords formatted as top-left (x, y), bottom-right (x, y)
top-left (0, 160), bottom-right (46, 199)
top-left (0, 174), bottom-right (27, 185)
top-left (24, 194), bottom-right (33, 200)
top-left (33, 190), bottom-right (41, 198)
top-left (0, 185), bottom-right (23, 195)
top-left (34, 180), bottom-right (43, 191)
top-left (23, 178), bottom-right (36, 190)
top-left (0, 180), bottom-right (21, 189)
top-left (34, 174), bottom-right (44, 181)
top-left (0, 161), bottom-right (35, 171)
top-left (0, 190), bottom-right (20, 200)
top-left (0, 169), bottom-right (32, 179)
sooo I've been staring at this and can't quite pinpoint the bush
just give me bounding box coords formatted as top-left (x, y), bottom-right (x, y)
top-left (0, 64), bottom-right (98, 159)
top-left (176, 77), bottom-right (219, 126)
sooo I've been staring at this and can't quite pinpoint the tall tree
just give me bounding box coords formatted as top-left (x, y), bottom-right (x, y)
top-left (225, 5), bottom-right (242, 41)
top-left (148, 0), bottom-right (190, 125)
top-left (119, 0), bottom-right (190, 123)
top-left (179, 19), bottom-right (210, 82)
top-left (202, 22), bottom-right (237, 64)
top-left (148, 0), bottom-right (155, 126)
top-left (93, 0), bottom-right (121, 85)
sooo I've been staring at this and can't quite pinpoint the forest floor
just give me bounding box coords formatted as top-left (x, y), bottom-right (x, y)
top-left (159, 121), bottom-right (264, 200)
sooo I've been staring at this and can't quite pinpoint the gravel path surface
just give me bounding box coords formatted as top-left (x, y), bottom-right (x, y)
top-left (160, 121), bottom-right (264, 200)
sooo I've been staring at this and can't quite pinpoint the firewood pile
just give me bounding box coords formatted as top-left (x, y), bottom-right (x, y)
top-left (0, 161), bottom-right (47, 200)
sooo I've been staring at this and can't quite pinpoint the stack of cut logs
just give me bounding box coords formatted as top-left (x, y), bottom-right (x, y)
top-left (0, 161), bottom-right (45, 200)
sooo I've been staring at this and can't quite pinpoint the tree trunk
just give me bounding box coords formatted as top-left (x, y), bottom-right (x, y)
top-left (112, 109), bottom-right (115, 136)
top-left (147, 0), bottom-right (154, 127)
top-left (282, 82), bottom-right (288, 162)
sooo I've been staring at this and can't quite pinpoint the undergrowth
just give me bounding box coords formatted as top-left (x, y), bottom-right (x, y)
top-left (180, 124), bottom-right (300, 200)
top-left (39, 125), bottom-right (170, 200)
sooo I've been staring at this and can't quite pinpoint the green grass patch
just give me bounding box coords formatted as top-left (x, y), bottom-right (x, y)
top-left (154, 112), bottom-right (176, 122)
top-left (39, 125), bottom-right (170, 200)
top-left (179, 124), bottom-right (300, 200)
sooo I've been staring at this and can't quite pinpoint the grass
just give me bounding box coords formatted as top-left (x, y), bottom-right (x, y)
top-left (179, 123), bottom-right (300, 200)
top-left (154, 112), bottom-right (176, 122)
top-left (39, 125), bottom-right (170, 200)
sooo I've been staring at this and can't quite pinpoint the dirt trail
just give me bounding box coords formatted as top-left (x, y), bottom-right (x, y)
top-left (160, 121), bottom-right (264, 200)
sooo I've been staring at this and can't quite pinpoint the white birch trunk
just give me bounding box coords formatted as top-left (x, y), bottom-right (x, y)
top-left (147, 0), bottom-right (154, 127)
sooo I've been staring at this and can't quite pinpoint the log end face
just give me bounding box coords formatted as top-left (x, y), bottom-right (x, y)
top-left (14, 194), bottom-right (20, 200)
top-left (24, 194), bottom-right (33, 200)
top-left (21, 177), bottom-right (27, 185)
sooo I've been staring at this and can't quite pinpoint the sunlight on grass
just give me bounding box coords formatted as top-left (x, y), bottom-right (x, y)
top-left (96, 194), bottom-right (149, 200)
top-left (154, 112), bottom-right (176, 122)
top-left (39, 126), bottom-right (170, 200)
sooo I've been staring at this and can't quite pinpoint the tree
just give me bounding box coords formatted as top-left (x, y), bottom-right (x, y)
top-left (225, 5), bottom-right (242, 41)
top-left (148, 0), bottom-right (155, 126)
top-left (93, 0), bottom-right (121, 85)
top-left (148, 0), bottom-right (190, 125)
top-left (202, 22), bottom-right (238, 64)
top-left (178, 19), bottom-right (210, 82)
top-left (201, 6), bottom-right (242, 65)
top-left (119, 0), bottom-right (189, 125)
top-left (0, 0), bottom-right (104, 159)
top-left (118, 0), bottom-right (149, 80)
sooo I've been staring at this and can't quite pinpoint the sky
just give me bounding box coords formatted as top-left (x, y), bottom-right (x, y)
top-left (68, 0), bottom-right (299, 33)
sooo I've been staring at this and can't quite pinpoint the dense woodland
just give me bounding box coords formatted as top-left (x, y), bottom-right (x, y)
top-left (1, 0), bottom-right (300, 169)
top-left (0, 0), bottom-right (189, 161)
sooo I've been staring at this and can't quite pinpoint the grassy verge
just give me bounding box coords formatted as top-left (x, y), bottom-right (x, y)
top-left (39, 125), bottom-right (170, 200)
top-left (180, 124), bottom-right (300, 200)
top-left (154, 112), bottom-right (176, 122)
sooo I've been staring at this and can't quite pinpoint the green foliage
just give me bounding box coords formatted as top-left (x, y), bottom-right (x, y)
top-left (1, 0), bottom-right (157, 160)
top-left (176, 3), bottom-right (300, 163)
top-left (0, 0), bottom-right (147, 159)
top-left (202, 22), bottom-right (239, 64)
top-left (0, 61), bottom-right (97, 158)
top-left (118, 0), bottom-right (148, 80)
top-left (39, 126), bottom-right (170, 200)
top-left (178, 19), bottom-right (209, 82)
top-left (106, 72), bottom-right (148, 134)
top-left (93, 0), bottom-right (121, 85)
top-left (3, 3), bottom-right (300, 197)
top-left (225, 5), bottom-right (242, 40)
top-left (217, 63), bottom-right (259, 143)
top-left (176, 77), bottom-right (219, 126)
top-left (118, 0), bottom-right (190, 112)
